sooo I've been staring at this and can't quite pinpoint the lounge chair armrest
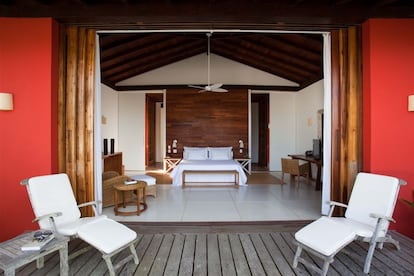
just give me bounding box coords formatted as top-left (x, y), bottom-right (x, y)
top-left (32, 212), bottom-right (62, 223)
top-left (369, 213), bottom-right (396, 223)
top-left (77, 201), bottom-right (99, 208)
top-left (327, 201), bottom-right (348, 217)
top-left (78, 200), bottom-right (101, 216)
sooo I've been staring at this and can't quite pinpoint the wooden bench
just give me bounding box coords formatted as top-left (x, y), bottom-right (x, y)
top-left (182, 170), bottom-right (239, 188)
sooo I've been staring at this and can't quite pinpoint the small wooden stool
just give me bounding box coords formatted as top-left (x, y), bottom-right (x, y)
top-left (113, 181), bottom-right (147, 216)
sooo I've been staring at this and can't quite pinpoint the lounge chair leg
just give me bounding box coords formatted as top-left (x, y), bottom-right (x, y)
top-left (103, 255), bottom-right (116, 276)
top-left (130, 243), bottom-right (139, 264)
top-left (293, 245), bottom-right (302, 268)
top-left (321, 260), bottom-right (330, 276)
top-left (364, 241), bottom-right (377, 274)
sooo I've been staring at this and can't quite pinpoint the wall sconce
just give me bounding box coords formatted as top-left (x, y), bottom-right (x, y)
top-left (172, 139), bottom-right (178, 153)
top-left (409, 95), bottom-right (414, 112)
top-left (0, 92), bottom-right (14, 111)
top-left (239, 140), bottom-right (244, 153)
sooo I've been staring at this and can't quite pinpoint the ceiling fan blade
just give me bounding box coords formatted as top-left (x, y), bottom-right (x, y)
top-left (188, 85), bottom-right (206, 90)
top-left (209, 83), bottom-right (223, 89)
top-left (212, 88), bottom-right (228, 92)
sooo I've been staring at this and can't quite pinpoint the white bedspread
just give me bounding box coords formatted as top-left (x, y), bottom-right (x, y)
top-left (170, 159), bottom-right (248, 186)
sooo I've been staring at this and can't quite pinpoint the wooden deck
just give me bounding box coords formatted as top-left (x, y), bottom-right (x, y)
top-left (7, 221), bottom-right (414, 275)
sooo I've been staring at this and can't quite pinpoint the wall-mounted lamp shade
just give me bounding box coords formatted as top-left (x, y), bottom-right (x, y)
top-left (0, 93), bottom-right (13, 111)
top-left (239, 140), bottom-right (244, 148)
top-left (409, 95), bottom-right (414, 112)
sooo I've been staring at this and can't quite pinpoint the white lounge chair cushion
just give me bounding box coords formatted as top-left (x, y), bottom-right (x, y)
top-left (77, 217), bottom-right (137, 254)
top-left (329, 217), bottom-right (379, 238)
top-left (57, 215), bottom-right (107, 236)
top-left (295, 217), bottom-right (356, 256)
top-left (130, 174), bottom-right (156, 185)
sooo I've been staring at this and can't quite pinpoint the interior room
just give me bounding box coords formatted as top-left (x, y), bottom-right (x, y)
top-left (99, 31), bottom-right (326, 221)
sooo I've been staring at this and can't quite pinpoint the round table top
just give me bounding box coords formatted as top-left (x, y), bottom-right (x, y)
top-left (113, 181), bottom-right (146, 191)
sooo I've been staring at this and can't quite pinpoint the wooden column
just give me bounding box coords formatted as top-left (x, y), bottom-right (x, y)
top-left (58, 26), bottom-right (96, 216)
top-left (330, 26), bottom-right (362, 213)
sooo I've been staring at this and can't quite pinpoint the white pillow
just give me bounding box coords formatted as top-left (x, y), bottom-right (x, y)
top-left (183, 147), bottom-right (209, 160)
top-left (208, 147), bottom-right (233, 160)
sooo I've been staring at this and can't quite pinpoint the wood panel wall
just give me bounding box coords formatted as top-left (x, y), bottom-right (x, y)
top-left (330, 26), bottom-right (362, 214)
top-left (166, 89), bottom-right (248, 159)
top-left (58, 26), bottom-right (96, 216)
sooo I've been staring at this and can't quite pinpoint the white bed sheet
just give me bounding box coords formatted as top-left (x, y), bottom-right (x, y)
top-left (170, 159), bottom-right (248, 186)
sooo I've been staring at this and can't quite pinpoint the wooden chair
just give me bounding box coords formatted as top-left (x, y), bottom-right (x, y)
top-left (281, 158), bottom-right (310, 186)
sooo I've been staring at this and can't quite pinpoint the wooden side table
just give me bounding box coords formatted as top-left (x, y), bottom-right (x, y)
top-left (113, 181), bottom-right (148, 216)
top-left (0, 232), bottom-right (69, 276)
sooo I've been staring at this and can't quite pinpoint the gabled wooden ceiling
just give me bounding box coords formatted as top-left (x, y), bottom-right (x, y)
top-left (99, 32), bottom-right (323, 91)
top-left (2, 0), bottom-right (413, 91)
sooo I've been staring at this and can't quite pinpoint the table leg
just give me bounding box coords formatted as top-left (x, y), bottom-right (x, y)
top-left (114, 189), bottom-right (118, 214)
top-left (136, 188), bottom-right (141, 216)
top-left (59, 243), bottom-right (69, 276)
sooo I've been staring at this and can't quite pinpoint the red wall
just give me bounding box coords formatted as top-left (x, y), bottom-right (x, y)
top-left (362, 19), bottom-right (414, 238)
top-left (0, 18), bottom-right (58, 241)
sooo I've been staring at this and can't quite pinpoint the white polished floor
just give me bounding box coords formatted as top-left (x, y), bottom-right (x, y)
top-left (103, 172), bottom-right (322, 222)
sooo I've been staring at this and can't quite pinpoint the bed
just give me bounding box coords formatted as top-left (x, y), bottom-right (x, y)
top-left (169, 146), bottom-right (248, 187)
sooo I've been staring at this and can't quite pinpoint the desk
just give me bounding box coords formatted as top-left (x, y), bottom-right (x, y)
top-left (289, 154), bottom-right (322, 191)
top-left (0, 232), bottom-right (69, 276)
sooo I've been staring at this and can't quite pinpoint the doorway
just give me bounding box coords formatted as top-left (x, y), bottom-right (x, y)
top-left (251, 93), bottom-right (269, 171)
top-left (146, 93), bottom-right (164, 169)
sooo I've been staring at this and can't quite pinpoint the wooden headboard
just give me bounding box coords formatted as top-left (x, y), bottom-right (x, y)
top-left (166, 88), bottom-right (248, 158)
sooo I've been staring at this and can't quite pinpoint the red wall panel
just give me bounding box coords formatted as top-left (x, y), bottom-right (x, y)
top-left (362, 19), bottom-right (414, 238)
top-left (0, 18), bottom-right (58, 241)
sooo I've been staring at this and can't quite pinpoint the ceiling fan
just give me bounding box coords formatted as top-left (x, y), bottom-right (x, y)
top-left (188, 33), bottom-right (228, 93)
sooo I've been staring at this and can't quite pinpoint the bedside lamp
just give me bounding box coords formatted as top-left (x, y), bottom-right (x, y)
top-left (172, 139), bottom-right (178, 153)
top-left (239, 140), bottom-right (244, 153)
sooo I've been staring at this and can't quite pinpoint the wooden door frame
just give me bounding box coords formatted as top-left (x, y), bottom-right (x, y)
top-left (58, 26), bottom-right (362, 216)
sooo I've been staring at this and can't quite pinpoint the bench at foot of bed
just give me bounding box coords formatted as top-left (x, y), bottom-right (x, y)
top-left (182, 170), bottom-right (239, 188)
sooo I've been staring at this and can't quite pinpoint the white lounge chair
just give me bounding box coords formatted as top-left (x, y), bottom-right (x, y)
top-left (21, 173), bottom-right (139, 276)
top-left (293, 172), bottom-right (405, 275)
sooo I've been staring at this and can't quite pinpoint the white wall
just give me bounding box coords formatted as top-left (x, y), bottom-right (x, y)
top-left (118, 92), bottom-right (146, 171)
top-left (295, 81), bottom-right (324, 153)
top-left (268, 92), bottom-right (296, 171)
top-left (101, 84), bottom-right (119, 152)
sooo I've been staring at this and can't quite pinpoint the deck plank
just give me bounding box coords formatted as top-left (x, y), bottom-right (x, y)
top-left (163, 233), bottom-right (185, 275)
top-left (149, 234), bottom-right (174, 276)
top-left (218, 233), bottom-right (237, 276)
top-left (193, 233), bottom-right (207, 276)
top-left (250, 233), bottom-right (280, 275)
top-left (178, 234), bottom-right (196, 276)
top-left (239, 233), bottom-right (266, 276)
top-left (229, 234), bottom-right (251, 276)
top-left (207, 234), bottom-right (222, 276)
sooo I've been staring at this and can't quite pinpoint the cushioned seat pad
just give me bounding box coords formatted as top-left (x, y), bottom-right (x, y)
top-left (77, 217), bottom-right (137, 254)
top-left (295, 217), bottom-right (355, 256)
top-left (131, 175), bottom-right (156, 185)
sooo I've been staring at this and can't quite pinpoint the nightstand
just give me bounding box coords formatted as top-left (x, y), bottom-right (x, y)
top-left (163, 157), bottom-right (182, 173)
top-left (235, 158), bottom-right (251, 175)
